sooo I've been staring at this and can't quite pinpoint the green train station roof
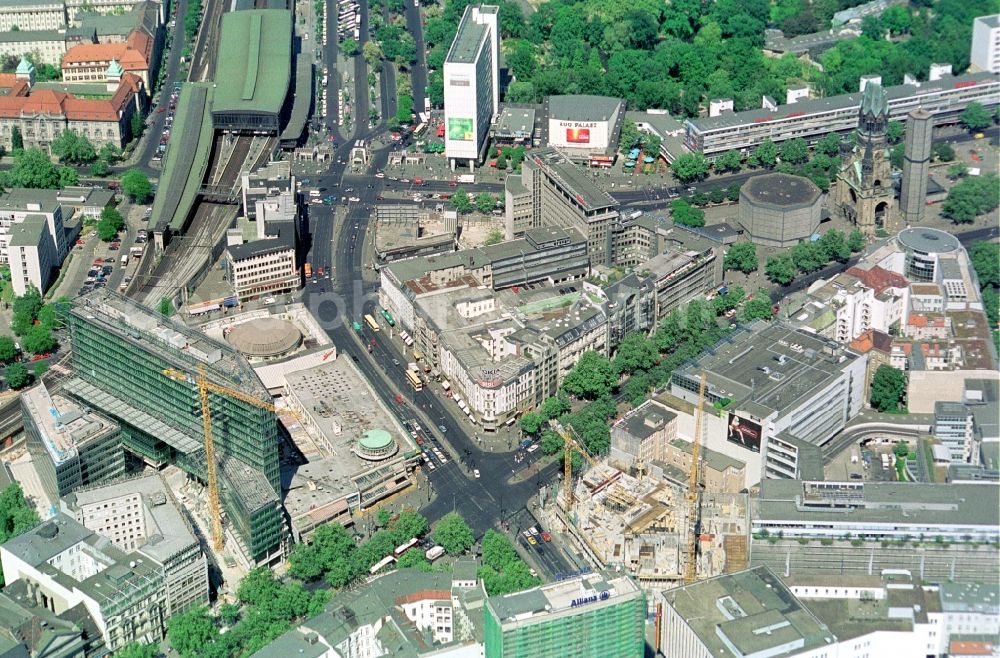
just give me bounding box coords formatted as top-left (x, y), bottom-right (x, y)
top-left (213, 10), bottom-right (292, 116)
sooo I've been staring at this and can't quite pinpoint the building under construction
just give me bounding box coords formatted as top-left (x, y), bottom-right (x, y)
top-left (553, 464), bottom-right (749, 597)
top-left (63, 289), bottom-right (286, 566)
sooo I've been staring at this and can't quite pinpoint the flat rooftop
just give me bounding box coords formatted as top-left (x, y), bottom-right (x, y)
top-left (493, 106), bottom-right (535, 137)
top-left (22, 384), bottom-right (117, 467)
top-left (64, 473), bottom-right (199, 563)
top-left (672, 322), bottom-right (862, 418)
top-left (487, 572), bottom-right (640, 624)
top-left (548, 95), bottom-right (623, 123)
top-left (897, 227), bottom-right (961, 254)
top-left (70, 289), bottom-right (268, 399)
top-left (756, 479), bottom-right (1000, 529)
top-left (688, 71), bottom-right (1000, 133)
top-left (741, 172), bottom-right (820, 207)
top-left (213, 10), bottom-right (292, 116)
top-left (445, 5), bottom-right (496, 65)
top-left (660, 566), bottom-right (835, 658)
top-left (527, 147), bottom-right (617, 211)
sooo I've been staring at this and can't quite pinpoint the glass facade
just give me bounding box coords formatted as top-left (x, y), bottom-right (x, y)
top-left (484, 591), bottom-right (646, 658)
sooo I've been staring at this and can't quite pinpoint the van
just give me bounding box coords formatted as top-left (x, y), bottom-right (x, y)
top-left (309, 189), bottom-right (321, 197)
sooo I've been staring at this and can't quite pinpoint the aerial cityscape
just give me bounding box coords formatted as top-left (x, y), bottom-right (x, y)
top-left (0, 0), bottom-right (996, 655)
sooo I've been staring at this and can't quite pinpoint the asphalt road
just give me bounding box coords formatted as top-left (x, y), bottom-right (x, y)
top-left (402, 0), bottom-right (427, 117)
top-left (136, 0), bottom-right (188, 173)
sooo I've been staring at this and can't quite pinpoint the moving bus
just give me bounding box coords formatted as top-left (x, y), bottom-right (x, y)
top-left (381, 309), bottom-right (396, 327)
top-left (394, 537), bottom-right (420, 557)
top-left (405, 370), bottom-right (422, 391)
top-left (364, 314), bottom-right (379, 332)
top-left (369, 555), bottom-right (396, 575)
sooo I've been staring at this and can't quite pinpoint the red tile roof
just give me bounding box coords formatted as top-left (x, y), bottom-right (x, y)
top-left (847, 265), bottom-right (909, 295)
top-left (62, 29), bottom-right (151, 73)
top-left (849, 329), bottom-right (894, 355)
top-left (950, 640), bottom-right (993, 656)
top-left (0, 74), bottom-right (141, 123)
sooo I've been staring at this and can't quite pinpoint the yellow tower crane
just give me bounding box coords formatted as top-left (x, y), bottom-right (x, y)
top-left (684, 372), bottom-right (707, 584)
top-left (552, 422), bottom-right (602, 515)
top-left (163, 365), bottom-right (277, 551)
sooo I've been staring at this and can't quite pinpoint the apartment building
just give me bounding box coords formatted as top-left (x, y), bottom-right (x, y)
top-left (62, 29), bottom-right (154, 87)
top-left (62, 474), bottom-right (210, 617)
top-left (0, 0), bottom-right (66, 31)
top-left (0, 29), bottom-right (68, 66)
top-left (0, 515), bottom-right (168, 653)
top-left (63, 291), bottom-right (286, 566)
top-left (444, 5), bottom-right (499, 167)
top-left (21, 382), bottom-right (124, 503)
top-left (7, 216), bottom-right (58, 296)
top-left (684, 70), bottom-right (1000, 158)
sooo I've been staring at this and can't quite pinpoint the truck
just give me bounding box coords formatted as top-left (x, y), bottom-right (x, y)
top-left (457, 174), bottom-right (475, 184)
top-left (304, 263), bottom-right (313, 278)
top-left (120, 254), bottom-right (129, 267)
top-left (408, 362), bottom-right (419, 372)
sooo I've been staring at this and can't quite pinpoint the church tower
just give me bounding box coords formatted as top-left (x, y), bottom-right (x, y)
top-left (834, 81), bottom-right (898, 236)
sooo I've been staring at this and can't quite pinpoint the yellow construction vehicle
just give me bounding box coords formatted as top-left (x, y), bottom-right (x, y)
top-left (684, 372), bottom-right (707, 584)
top-left (163, 365), bottom-right (277, 551)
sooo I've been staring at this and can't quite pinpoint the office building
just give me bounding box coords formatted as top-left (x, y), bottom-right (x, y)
top-left (7, 216), bottom-right (58, 297)
top-left (683, 70), bottom-right (999, 159)
top-left (671, 322), bottom-right (865, 448)
top-left (899, 108), bottom-right (933, 225)
top-left (0, 515), bottom-right (167, 653)
top-left (61, 474), bottom-right (210, 617)
top-left (834, 82), bottom-right (898, 236)
top-left (0, 30), bottom-right (70, 67)
top-left (934, 401), bottom-right (977, 464)
top-left (444, 5), bottom-right (499, 168)
top-left (484, 572), bottom-right (645, 658)
top-left (249, 566), bottom-right (485, 657)
top-left (226, 194), bottom-right (299, 303)
top-left (22, 383), bottom-right (124, 503)
top-left (970, 15), bottom-right (1000, 74)
top-left (0, 585), bottom-right (96, 658)
top-left (0, 1), bottom-right (66, 31)
top-left (62, 291), bottom-right (286, 566)
top-left (510, 148), bottom-right (620, 266)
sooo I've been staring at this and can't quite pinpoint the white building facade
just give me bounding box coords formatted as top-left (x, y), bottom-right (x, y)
top-left (971, 15), bottom-right (1000, 74)
top-left (443, 5), bottom-right (499, 168)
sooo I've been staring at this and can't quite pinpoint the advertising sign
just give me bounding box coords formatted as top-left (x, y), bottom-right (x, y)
top-left (448, 118), bottom-right (474, 141)
top-left (727, 413), bottom-right (762, 453)
top-left (566, 127), bottom-right (591, 144)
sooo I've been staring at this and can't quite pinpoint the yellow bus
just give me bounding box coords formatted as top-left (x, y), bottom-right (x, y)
top-left (405, 370), bottom-right (423, 390)
top-left (363, 314), bottom-right (379, 332)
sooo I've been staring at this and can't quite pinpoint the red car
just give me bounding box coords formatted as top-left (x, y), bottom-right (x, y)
top-left (541, 532), bottom-right (552, 542)
top-left (157, 107), bottom-right (166, 113)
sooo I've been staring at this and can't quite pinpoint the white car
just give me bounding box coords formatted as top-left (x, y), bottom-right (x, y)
top-left (473, 469), bottom-right (480, 478)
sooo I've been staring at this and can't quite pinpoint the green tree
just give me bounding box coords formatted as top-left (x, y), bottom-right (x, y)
top-left (790, 240), bottom-right (826, 272)
top-left (121, 169), bottom-right (153, 202)
top-left (932, 143), bottom-right (955, 162)
top-left (622, 371), bottom-right (651, 406)
top-left (51, 130), bottom-right (97, 164)
top-left (860, 15), bottom-right (883, 39)
top-left (341, 38), bottom-right (360, 56)
top-left (886, 120), bottom-right (905, 144)
top-left (714, 149), bottom-right (742, 174)
top-left (432, 512), bottom-right (475, 555)
top-left (540, 395), bottom-right (570, 419)
top-left (130, 111), bottom-right (144, 142)
top-left (818, 228), bottom-right (851, 262)
top-left (779, 137), bottom-right (809, 164)
top-left (97, 206), bottom-right (125, 241)
top-left (970, 243), bottom-right (999, 288)
top-left (396, 549), bottom-right (432, 570)
top-left (11, 126), bottom-right (23, 151)
top-left (219, 602), bottom-right (240, 627)
top-left (450, 188), bottom-right (473, 214)
top-left (238, 567), bottom-right (283, 607)
top-left (158, 297), bottom-right (172, 316)
top-left (479, 530), bottom-right (539, 595)
top-left (815, 132), bottom-right (842, 157)
top-left (2, 148), bottom-right (63, 189)
top-left (871, 364), bottom-right (907, 412)
top-left (947, 162), bottom-right (969, 180)
top-left (612, 332), bottom-right (658, 375)
top-left (167, 607), bottom-right (218, 658)
top-left (765, 254), bottom-right (796, 285)
top-left (671, 152), bottom-right (710, 183)
top-left (11, 285), bottom-right (43, 336)
top-left (363, 41), bottom-right (383, 67)
top-left (889, 143), bottom-right (905, 169)
top-left (484, 228), bottom-right (504, 245)
top-left (90, 159), bottom-right (110, 177)
top-left (749, 139), bottom-right (778, 168)
top-left (0, 483), bottom-right (40, 584)
top-left (540, 429), bottom-right (564, 455)
top-left (741, 297), bottom-right (774, 322)
top-left (22, 324), bottom-right (55, 355)
top-left (942, 174), bottom-right (1000, 223)
top-left (519, 411), bottom-right (545, 435)
top-left (960, 102), bottom-right (992, 132)
top-left (712, 286), bottom-right (746, 315)
top-left (726, 183), bottom-right (742, 202)
top-left (561, 351), bottom-right (616, 399)
top-left (723, 242), bottom-right (758, 273)
top-left (619, 119), bottom-right (640, 151)
top-left (99, 143), bottom-right (121, 164)
top-left (114, 643), bottom-right (158, 658)
top-left (476, 192), bottom-right (496, 214)
top-left (881, 5), bottom-right (911, 35)
top-left (848, 229), bottom-right (866, 253)
top-left (33, 361), bottom-right (48, 379)
top-left (6, 361), bottom-right (30, 390)
top-left (0, 336), bottom-right (17, 363)
top-left (670, 198), bottom-right (705, 227)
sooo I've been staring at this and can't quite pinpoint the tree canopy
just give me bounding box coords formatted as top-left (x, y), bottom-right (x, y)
top-left (478, 529), bottom-right (540, 595)
top-left (432, 512), bottom-right (475, 555)
top-left (0, 148), bottom-right (78, 189)
top-left (670, 198), bottom-right (705, 227)
top-left (561, 351), bottom-right (617, 399)
top-left (0, 483), bottom-right (40, 585)
top-left (870, 365), bottom-right (907, 413)
top-left (723, 242), bottom-right (758, 273)
top-left (942, 174), bottom-right (1000, 223)
top-left (122, 169), bottom-right (153, 203)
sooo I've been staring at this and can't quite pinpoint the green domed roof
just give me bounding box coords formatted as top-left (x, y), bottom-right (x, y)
top-left (16, 57), bottom-right (34, 76)
top-left (106, 59), bottom-right (124, 78)
top-left (360, 429), bottom-right (393, 451)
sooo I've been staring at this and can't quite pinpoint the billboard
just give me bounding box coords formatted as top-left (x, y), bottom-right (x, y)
top-left (448, 118), bottom-right (474, 141)
top-left (727, 413), bottom-right (762, 453)
top-left (566, 127), bottom-right (591, 144)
